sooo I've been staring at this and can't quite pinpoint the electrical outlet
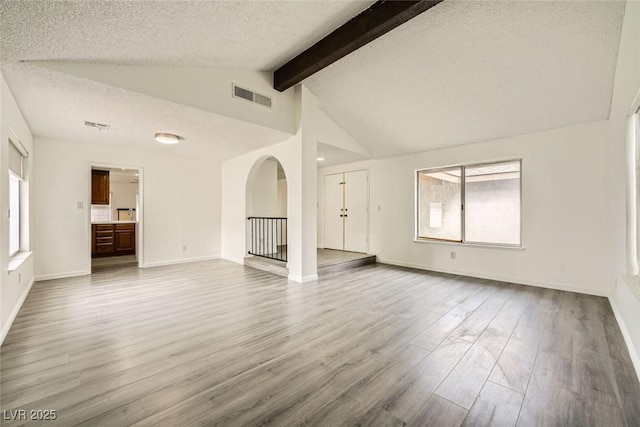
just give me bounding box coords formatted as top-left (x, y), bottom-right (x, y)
top-left (450, 251), bottom-right (456, 260)
top-left (77, 201), bottom-right (84, 209)
top-left (182, 245), bottom-right (187, 252)
top-left (558, 263), bottom-right (565, 271)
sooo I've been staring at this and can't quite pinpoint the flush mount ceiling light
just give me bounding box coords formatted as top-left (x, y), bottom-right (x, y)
top-left (154, 133), bottom-right (180, 145)
top-left (316, 157), bottom-right (325, 161)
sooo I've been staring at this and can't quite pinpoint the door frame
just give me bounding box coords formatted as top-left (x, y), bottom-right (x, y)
top-left (322, 168), bottom-right (369, 253)
top-left (87, 162), bottom-right (144, 272)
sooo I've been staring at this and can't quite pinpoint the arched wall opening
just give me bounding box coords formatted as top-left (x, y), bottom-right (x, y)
top-left (245, 156), bottom-right (288, 261)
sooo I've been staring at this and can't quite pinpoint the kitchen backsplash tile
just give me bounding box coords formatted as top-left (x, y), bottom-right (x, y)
top-left (91, 205), bottom-right (111, 222)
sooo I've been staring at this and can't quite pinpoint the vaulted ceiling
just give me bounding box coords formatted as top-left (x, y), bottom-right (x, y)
top-left (0, 0), bottom-right (627, 163)
top-left (305, 0), bottom-right (626, 157)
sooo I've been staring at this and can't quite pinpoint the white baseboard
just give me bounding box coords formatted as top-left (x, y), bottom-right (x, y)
top-left (376, 257), bottom-right (609, 297)
top-left (34, 270), bottom-right (90, 282)
top-left (1, 277), bottom-right (35, 345)
top-left (222, 255), bottom-right (245, 265)
top-left (608, 295), bottom-right (640, 380)
top-left (287, 273), bottom-right (319, 283)
top-left (142, 255), bottom-right (220, 268)
top-left (301, 274), bottom-right (318, 283)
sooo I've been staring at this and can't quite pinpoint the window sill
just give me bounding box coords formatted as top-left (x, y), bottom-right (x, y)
top-left (8, 251), bottom-right (33, 273)
top-left (413, 239), bottom-right (525, 251)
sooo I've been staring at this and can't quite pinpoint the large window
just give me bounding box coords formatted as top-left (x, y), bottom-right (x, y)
top-left (417, 160), bottom-right (521, 246)
top-left (8, 138), bottom-right (27, 257)
top-left (632, 109), bottom-right (640, 275)
top-left (9, 172), bottom-right (20, 256)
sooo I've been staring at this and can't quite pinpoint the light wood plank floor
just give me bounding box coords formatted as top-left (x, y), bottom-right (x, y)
top-left (1, 260), bottom-right (639, 426)
top-left (317, 249), bottom-right (373, 268)
top-left (91, 255), bottom-right (138, 271)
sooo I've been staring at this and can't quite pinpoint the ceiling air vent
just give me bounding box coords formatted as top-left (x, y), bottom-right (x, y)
top-left (232, 84), bottom-right (272, 109)
top-left (84, 121), bottom-right (110, 131)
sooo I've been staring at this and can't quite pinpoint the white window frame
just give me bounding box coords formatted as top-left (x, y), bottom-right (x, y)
top-left (7, 133), bottom-right (31, 271)
top-left (415, 159), bottom-right (523, 248)
top-left (627, 88), bottom-right (640, 276)
top-left (8, 171), bottom-right (21, 257)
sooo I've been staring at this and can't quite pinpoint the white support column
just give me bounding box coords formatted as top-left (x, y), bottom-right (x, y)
top-left (287, 85), bottom-right (318, 282)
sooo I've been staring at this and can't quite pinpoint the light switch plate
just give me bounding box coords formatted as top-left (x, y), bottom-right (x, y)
top-left (77, 201), bottom-right (84, 209)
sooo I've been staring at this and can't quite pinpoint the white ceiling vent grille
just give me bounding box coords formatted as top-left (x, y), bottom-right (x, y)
top-left (84, 121), bottom-right (110, 131)
top-left (233, 84), bottom-right (272, 109)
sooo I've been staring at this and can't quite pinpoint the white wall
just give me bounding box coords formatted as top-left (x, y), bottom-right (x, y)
top-left (36, 63), bottom-right (296, 135)
top-left (110, 181), bottom-right (138, 220)
top-left (222, 137), bottom-right (301, 267)
top-left (319, 120), bottom-right (611, 296)
top-left (247, 158), bottom-right (278, 217)
top-left (607, 1), bottom-right (640, 375)
top-left (277, 179), bottom-right (287, 218)
top-left (316, 105), bottom-right (370, 156)
top-left (1, 72), bottom-right (35, 343)
top-left (34, 137), bottom-right (221, 279)
top-left (221, 85), bottom-right (318, 283)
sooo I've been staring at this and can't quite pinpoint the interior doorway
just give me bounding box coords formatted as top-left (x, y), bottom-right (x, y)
top-left (88, 163), bottom-right (143, 272)
top-left (324, 169), bottom-right (368, 253)
top-left (245, 156), bottom-right (288, 263)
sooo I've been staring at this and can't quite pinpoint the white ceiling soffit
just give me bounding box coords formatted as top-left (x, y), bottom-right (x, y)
top-left (31, 62), bottom-right (297, 135)
top-left (0, 0), bottom-right (375, 160)
top-left (0, 1), bottom-right (375, 70)
top-left (305, 0), bottom-right (626, 158)
top-left (317, 141), bottom-right (370, 168)
top-left (1, 63), bottom-right (292, 161)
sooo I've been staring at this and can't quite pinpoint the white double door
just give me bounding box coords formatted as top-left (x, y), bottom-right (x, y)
top-left (324, 170), bottom-right (368, 253)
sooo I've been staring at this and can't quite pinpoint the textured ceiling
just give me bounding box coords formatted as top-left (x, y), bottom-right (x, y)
top-left (0, 0), bottom-right (373, 161)
top-left (0, 0), bottom-right (374, 70)
top-left (306, 0), bottom-right (626, 158)
top-left (0, 0), bottom-right (628, 162)
top-left (2, 63), bottom-right (291, 161)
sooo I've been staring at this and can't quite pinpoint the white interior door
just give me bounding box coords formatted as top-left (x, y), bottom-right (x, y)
top-left (344, 170), bottom-right (368, 253)
top-left (324, 173), bottom-right (345, 250)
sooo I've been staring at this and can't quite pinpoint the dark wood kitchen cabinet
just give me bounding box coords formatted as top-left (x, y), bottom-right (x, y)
top-left (91, 170), bottom-right (110, 205)
top-left (115, 223), bottom-right (136, 254)
top-left (92, 224), bottom-right (115, 256)
top-left (92, 223), bottom-right (135, 257)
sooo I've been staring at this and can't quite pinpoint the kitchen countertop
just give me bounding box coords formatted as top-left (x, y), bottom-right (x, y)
top-left (91, 221), bottom-right (137, 224)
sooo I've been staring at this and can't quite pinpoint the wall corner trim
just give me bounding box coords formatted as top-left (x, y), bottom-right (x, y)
top-left (1, 277), bottom-right (35, 345)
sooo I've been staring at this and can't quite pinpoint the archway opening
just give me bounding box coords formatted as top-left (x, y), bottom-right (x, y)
top-left (245, 156), bottom-right (288, 262)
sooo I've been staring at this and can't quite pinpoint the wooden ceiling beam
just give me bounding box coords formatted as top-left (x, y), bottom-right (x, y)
top-left (273, 0), bottom-right (443, 92)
